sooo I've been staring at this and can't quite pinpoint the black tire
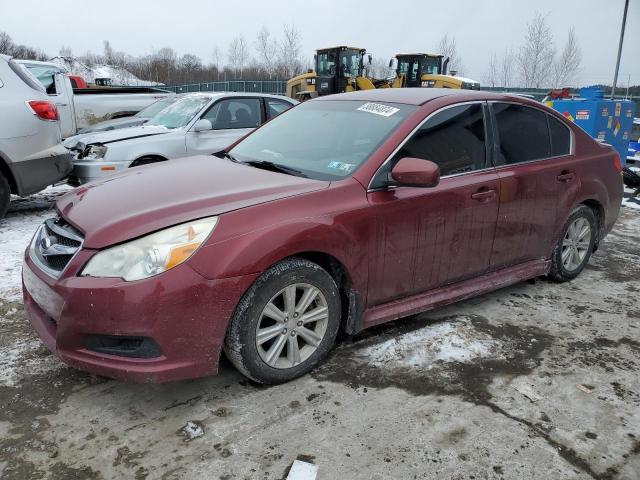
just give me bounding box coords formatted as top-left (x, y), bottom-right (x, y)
top-left (548, 205), bottom-right (597, 282)
top-left (0, 174), bottom-right (10, 220)
top-left (224, 257), bottom-right (341, 384)
top-left (622, 166), bottom-right (640, 189)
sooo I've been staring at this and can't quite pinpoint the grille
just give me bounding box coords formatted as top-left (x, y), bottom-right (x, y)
top-left (30, 217), bottom-right (83, 277)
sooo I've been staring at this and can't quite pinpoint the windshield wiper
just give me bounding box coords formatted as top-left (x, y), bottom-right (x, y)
top-left (243, 160), bottom-right (308, 178)
top-left (213, 151), bottom-right (240, 163)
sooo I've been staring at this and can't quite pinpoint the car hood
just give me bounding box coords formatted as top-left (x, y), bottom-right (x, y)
top-left (56, 155), bottom-right (329, 248)
top-left (64, 124), bottom-right (174, 149)
top-left (77, 116), bottom-right (148, 134)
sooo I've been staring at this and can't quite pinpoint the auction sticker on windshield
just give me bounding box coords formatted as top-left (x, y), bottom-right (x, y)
top-left (357, 103), bottom-right (400, 117)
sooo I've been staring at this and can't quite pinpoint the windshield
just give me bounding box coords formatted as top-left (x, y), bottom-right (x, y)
top-left (146, 96), bottom-right (210, 129)
top-left (398, 58), bottom-right (419, 81)
top-left (135, 96), bottom-right (178, 118)
top-left (230, 100), bottom-right (417, 180)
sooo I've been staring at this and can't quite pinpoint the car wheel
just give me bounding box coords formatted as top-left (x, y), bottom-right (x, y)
top-left (224, 257), bottom-right (341, 384)
top-left (0, 174), bottom-right (10, 219)
top-left (549, 205), bottom-right (597, 282)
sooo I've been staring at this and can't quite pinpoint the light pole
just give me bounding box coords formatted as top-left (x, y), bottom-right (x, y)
top-left (611, 0), bottom-right (629, 99)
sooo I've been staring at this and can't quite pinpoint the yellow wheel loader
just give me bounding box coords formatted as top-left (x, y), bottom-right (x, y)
top-left (390, 53), bottom-right (480, 90)
top-left (287, 46), bottom-right (386, 101)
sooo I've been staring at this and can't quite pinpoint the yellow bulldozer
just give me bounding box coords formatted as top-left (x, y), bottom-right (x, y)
top-left (286, 46), bottom-right (387, 101)
top-left (390, 53), bottom-right (480, 90)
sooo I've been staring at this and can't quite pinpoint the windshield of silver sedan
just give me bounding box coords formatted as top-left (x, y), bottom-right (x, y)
top-left (230, 100), bottom-right (417, 180)
top-left (145, 96), bottom-right (210, 129)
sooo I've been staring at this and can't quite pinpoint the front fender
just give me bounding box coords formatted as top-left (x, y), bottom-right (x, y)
top-left (189, 214), bottom-right (370, 296)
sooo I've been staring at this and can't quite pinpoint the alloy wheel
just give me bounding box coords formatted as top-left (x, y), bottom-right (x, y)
top-left (561, 217), bottom-right (591, 272)
top-left (255, 283), bottom-right (329, 369)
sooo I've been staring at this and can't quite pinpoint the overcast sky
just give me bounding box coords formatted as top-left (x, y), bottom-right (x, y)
top-left (2, 0), bottom-right (638, 86)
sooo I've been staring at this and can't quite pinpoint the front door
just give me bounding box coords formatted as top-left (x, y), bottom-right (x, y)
top-left (489, 102), bottom-right (578, 269)
top-left (185, 97), bottom-right (262, 155)
top-left (367, 102), bottom-right (499, 306)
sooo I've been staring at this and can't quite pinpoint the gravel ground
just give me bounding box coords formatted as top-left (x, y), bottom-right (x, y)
top-left (0, 187), bottom-right (639, 480)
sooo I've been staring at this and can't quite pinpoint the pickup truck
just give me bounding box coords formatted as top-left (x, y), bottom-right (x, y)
top-left (18, 60), bottom-right (173, 139)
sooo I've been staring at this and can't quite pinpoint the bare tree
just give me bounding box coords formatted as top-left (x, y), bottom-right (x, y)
top-left (499, 47), bottom-right (516, 88)
top-left (227, 35), bottom-right (249, 79)
top-left (552, 27), bottom-right (582, 87)
top-left (517, 12), bottom-right (556, 88)
top-left (254, 26), bottom-right (277, 78)
top-left (0, 32), bottom-right (13, 54)
top-left (483, 52), bottom-right (499, 87)
top-left (179, 54), bottom-right (203, 84)
top-left (211, 45), bottom-right (223, 80)
top-left (59, 45), bottom-right (73, 58)
top-left (436, 34), bottom-right (464, 75)
top-left (278, 24), bottom-right (303, 78)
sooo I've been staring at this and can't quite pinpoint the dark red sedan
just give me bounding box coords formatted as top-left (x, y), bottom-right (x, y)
top-left (23, 89), bottom-right (623, 384)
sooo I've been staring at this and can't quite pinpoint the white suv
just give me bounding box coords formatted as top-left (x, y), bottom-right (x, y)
top-left (0, 54), bottom-right (72, 218)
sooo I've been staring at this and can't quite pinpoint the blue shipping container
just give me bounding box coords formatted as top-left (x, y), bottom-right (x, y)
top-left (547, 88), bottom-right (636, 164)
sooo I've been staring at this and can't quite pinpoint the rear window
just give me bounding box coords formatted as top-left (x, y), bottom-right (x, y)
top-left (8, 59), bottom-right (45, 92)
top-left (548, 115), bottom-right (571, 156)
top-left (494, 103), bottom-right (551, 164)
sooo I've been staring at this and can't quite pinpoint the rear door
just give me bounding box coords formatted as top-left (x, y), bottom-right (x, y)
top-left (367, 102), bottom-right (500, 305)
top-left (488, 102), bottom-right (577, 269)
top-left (185, 97), bottom-right (262, 155)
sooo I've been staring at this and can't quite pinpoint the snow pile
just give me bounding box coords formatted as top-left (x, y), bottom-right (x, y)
top-left (0, 185), bottom-right (71, 300)
top-left (356, 317), bottom-right (502, 369)
top-left (50, 57), bottom-right (162, 86)
top-left (180, 421), bottom-right (204, 441)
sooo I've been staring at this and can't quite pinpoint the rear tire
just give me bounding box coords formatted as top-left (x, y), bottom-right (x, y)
top-left (0, 174), bottom-right (10, 219)
top-left (224, 258), bottom-right (341, 384)
top-left (548, 205), bottom-right (597, 282)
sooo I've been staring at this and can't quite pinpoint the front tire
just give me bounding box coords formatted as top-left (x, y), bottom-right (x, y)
top-left (224, 258), bottom-right (341, 384)
top-left (549, 205), bottom-right (597, 282)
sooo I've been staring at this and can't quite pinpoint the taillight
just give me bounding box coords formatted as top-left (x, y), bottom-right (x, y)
top-left (26, 100), bottom-right (59, 121)
top-left (613, 152), bottom-right (622, 173)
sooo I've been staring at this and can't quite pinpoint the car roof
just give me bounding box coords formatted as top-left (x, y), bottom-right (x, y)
top-left (313, 88), bottom-right (517, 106)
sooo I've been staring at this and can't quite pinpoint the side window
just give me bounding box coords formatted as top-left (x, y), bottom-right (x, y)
top-left (395, 103), bottom-right (487, 177)
top-left (548, 115), bottom-right (571, 156)
top-left (493, 103), bottom-right (551, 164)
top-left (204, 98), bottom-right (261, 130)
top-left (267, 99), bottom-right (293, 120)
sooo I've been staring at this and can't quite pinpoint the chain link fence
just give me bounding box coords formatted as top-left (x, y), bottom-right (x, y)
top-left (166, 80), bottom-right (288, 95)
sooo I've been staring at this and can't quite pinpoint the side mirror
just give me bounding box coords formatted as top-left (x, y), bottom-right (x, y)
top-left (390, 157), bottom-right (440, 188)
top-left (368, 54), bottom-right (372, 65)
top-left (193, 119), bottom-right (212, 132)
top-left (388, 58), bottom-right (394, 69)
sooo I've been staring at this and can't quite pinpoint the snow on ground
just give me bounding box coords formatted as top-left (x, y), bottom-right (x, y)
top-left (622, 186), bottom-right (640, 210)
top-left (0, 185), bottom-right (72, 300)
top-left (354, 316), bottom-right (503, 368)
top-left (50, 57), bottom-right (163, 86)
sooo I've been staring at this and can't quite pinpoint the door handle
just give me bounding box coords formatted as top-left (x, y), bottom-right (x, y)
top-left (557, 171), bottom-right (575, 182)
top-left (471, 188), bottom-right (497, 200)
